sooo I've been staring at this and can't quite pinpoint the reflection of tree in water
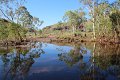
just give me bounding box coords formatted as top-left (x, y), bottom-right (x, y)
top-left (0, 42), bottom-right (45, 80)
top-left (94, 44), bottom-right (120, 68)
top-left (80, 44), bottom-right (120, 80)
top-left (58, 43), bottom-right (120, 80)
top-left (58, 44), bottom-right (87, 67)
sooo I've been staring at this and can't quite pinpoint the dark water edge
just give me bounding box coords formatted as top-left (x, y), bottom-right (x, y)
top-left (0, 42), bottom-right (120, 80)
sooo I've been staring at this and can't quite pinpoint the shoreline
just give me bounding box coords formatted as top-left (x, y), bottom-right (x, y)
top-left (0, 37), bottom-right (120, 47)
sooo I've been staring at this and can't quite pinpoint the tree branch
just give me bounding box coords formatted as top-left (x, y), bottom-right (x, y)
top-left (0, 8), bottom-right (13, 22)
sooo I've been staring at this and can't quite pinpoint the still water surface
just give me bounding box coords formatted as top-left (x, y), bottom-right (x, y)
top-left (0, 42), bottom-right (120, 80)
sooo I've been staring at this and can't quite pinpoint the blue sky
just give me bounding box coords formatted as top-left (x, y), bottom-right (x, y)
top-left (25, 0), bottom-right (80, 29)
top-left (25, 0), bottom-right (116, 29)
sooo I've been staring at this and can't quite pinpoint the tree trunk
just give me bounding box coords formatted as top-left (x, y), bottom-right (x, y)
top-left (92, 1), bottom-right (96, 40)
top-left (72, 25), bottom-right (75, 36)
top-left (93, 18), bottom-right (96, 39)
top-left (115, 27), bottom-right (120, 42)
top-left (17, 30), bottom-right (23, 42)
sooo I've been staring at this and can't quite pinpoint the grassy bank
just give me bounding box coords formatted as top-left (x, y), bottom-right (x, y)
top-left (39, 30), bottom-right (120, 44)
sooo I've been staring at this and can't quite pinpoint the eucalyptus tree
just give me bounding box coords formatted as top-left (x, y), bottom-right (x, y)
top-left (15, 6), bottom-right (44, 36)
top-left (0, 0), bottom-right (43, 42)
top-left (15, 6), bottom-right (32, 26)
top-left (94, 2), bottom-right (112, 38)
top-left (63, 11), bottom-right (76, 35)
top-left (0, 0), bottom-right (26, 21)
top-left (32, 17), bottom-right (44, 28)
top-left (79, 0), bottom-right (119, 40)
top-left (109, 0), bottom-right (120, 41)
top-left (79, 0), bottom-right (97, 39)
top-left (63, 10), bottom-right (84, 36)
top-left (30, 17), bottom-right (44, 36)
top-left (0, 19), bottom-right (9, 43)
top-left (0, 0), bottom-right (26, 42)
top-left (110, 11), bottom-right (120, 41)
top-left (2, 6), bottom-right (31, 42)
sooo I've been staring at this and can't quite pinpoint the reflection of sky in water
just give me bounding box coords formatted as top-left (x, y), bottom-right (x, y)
top-left (30, 43), bottom-right (74, 74)
top-left (0, 42), bottom-right (119, 80)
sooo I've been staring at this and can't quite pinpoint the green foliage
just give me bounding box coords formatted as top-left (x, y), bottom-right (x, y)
top-left (42, 0), bottom-right (120, 42)
top-left (0, 0), bottom-right (43, 42)
top-left (110, 10), bottom-right (120, 40)
top-left (63, 10), bottom-right (84, 28)
top-left (0, 19), bottom-right (27, 41)
top-left (110, 11), bottom-right (120, 26)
